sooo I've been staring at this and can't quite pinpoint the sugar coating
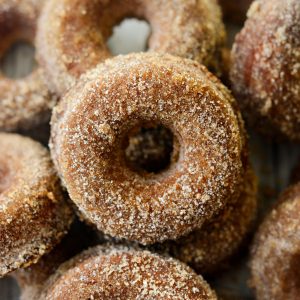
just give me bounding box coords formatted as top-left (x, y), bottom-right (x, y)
top-left (231, 0), bottom-right (300, 140)
top-left (13, 221), bottom-right (99, 300)
top-left (0, 0), bottom-right (57, 131)
top-left (251, 183), bottom-right (300, 300)
top-left (37, 0), bottom-right (226, 95)
top-left (166, 161), bottom-right (257, 274)
top-left (50, 53), bottom-right (246, 245)
top-left (39, 245), bottom-right (217, 300)
top-left (0, 133), bottom-right (73, 277)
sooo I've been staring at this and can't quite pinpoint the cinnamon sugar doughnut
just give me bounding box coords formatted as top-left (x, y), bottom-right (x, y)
top-left (39, 246), bottom-right (217, 300)
top-left (37, 0), bottom-right (226, 95)
top-left (251, 183), bottom-right (300, 300)
top-left (0, 0), bottom-right (57, 131)
top-left (50, 53), bottom-right (246, 245)
top-left (231, 0), bottom-right (300, 140)
top-left (0, 133), bottom-right (73, 277)
top-left (167, 163), bottom-right (257, 274)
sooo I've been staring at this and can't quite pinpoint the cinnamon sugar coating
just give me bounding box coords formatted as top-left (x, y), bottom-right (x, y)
top-left (166, 162), bottom-right (257, 274)
top-left (0, 133), bottom-right (73, 277)
top-left (50, 53), bottom-right (246, 245)
top-left (39, 246), bottom-right (217, 300)
top-left (231, 0), bottom-right (300, 140)
top-left (251, 183), bottom-right (300, 300)
top-left (14, 221), bottom-right (99, 300)
top-left (37, 0), bottom-right (226, 95)
top-left (0, 0), bottom-right (57, 131)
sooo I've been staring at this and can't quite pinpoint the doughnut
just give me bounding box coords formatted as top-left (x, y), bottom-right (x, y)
top-left (166, 163), bottom-right (257, 274)
top-left (251, 183), bottom-right (300, 300)
top-left (0, 0), bottom-right (57, 131)
top-left (14, 220), bottom-right (99, 300)
top-left (37, 0), bottom-right (226, 95)
top-left (219, 0), bottom-right (253, 24)
top-left (230, 0), bottom-right (300, 140)
top-left (39, 246), bottom-right (217, 300)
top-left (50, 53), bottom-right (246, 245)
top-left (0, 133), bottom-right (73, 277)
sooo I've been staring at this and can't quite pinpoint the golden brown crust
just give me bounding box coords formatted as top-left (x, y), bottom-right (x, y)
top-left (39, 245), bottom-right (217, 300)
top-left (50, 53), bottom-right (246, 245)
top-left (0, 0), bottom-right (57, 131)
top-left (37, 0), bottom-right (226, 95)
top-left (251, 183), bottom-right (300, 300)
top-left (0, 133), bottom-right (73, 277)
top-left (230, 0), bottom-right (300, 141)
top-left (167, 162), bottom-right (257, 274)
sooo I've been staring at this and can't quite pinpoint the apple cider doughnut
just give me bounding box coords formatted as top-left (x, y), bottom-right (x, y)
top-left (0, 133), bottom-right (73, 277)
top-left (0, 0), bottom-right (57, 131)
top-left (39, 246), bottom-right (217, 300)
top-left (50, 53), bottom-right (246, 245)
top-left (37, 0), bottom-right (226, 95)
top-left (251, 183), bottom-right (300, 300)
top-left (231, 0), bottom-right (300, 140)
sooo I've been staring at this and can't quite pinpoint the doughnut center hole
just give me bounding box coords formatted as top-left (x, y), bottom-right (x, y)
top-left (124, 124), bottom-right (178, 174)
top-left (0, 41), bottom-right (36, 79)
top-left (107, 18), bottom-right (151, 55)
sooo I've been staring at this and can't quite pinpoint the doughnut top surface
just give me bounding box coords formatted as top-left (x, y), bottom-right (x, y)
top-left (40, 246), bottom-right (217, 300)
top-left (51, 53), bottom-right (246, 245)
top-left (37, 0), bottom-right (226, 95)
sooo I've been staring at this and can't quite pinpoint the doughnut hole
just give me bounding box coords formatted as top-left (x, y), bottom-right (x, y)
top-left (107, 18), bottom-right (151, 55)
top-left (282, 253), bottom-right (300, 296)
top-left (0, 41), bottom-right (36, 79)
top-left (124, 124), bottom-right (180, 175)
top-left (0, 10), bottom-right (36, 79)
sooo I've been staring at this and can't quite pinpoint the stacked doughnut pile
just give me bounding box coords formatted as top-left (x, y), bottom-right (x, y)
top-left (0, 0), bottom-right (299, 299)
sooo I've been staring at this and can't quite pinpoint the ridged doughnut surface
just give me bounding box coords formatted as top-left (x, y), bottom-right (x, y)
top-left (39, 246), bottom-right (217, 300)
top-left (0, 133), bottom-right (73, 277)
top-left (37, 0), bottom-right (226, 95)
top-left (231, 0), bottom-right (300, 140)
top-left (51, 53), bottom-right (246, 245)
top-left (167, 163), bottom-right (257, 274)
top-left (0, 0), bottom-right (57, 131)
top-left (251, 183), bottom-right (300, 300)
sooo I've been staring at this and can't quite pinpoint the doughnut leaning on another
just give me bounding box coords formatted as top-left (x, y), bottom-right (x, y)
top-left (37, 0), bottom-right (226, 95)
top-left (38, 246), bottom-right (217, 300)
top-left (50, 52), bottom-right (247, 245)
top-left (251, 183), bottom-right (300, 300)
top-left (0, 133), bottom-right (73, 277)
top-left (231, 0), bottom-right (300, 141)
top-left (0, 0), bottom-right (57, 131)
